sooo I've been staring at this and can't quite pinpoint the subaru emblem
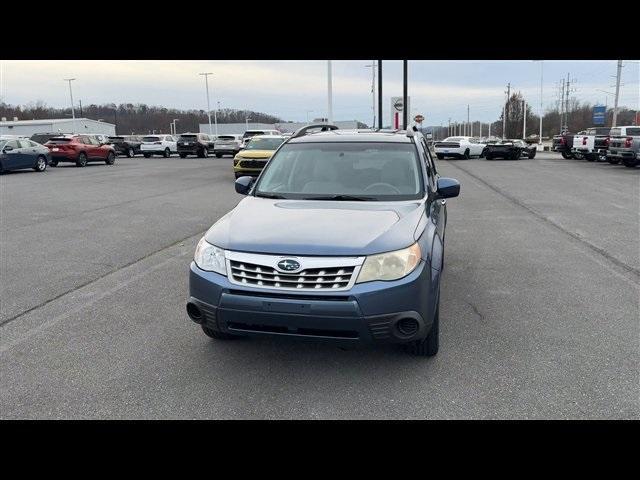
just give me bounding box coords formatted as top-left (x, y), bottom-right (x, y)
top-left (277, 259), bottom-right (300, 272)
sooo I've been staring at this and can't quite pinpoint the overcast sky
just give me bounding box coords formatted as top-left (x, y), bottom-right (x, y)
top-left (1, 60), bottom-right (638, 126)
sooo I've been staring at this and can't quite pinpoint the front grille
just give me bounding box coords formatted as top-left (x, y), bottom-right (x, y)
top-left (230, 260), bottom-right (355, 290)
top-left (239, 159), bottom-right (266, 169)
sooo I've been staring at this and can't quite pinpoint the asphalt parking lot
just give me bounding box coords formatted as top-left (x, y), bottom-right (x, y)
top-left (0, 152), bottom-right (638, 419)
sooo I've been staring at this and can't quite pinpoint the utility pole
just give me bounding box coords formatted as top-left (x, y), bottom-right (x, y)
top-left (523, 100), bottom-right (526, 139)
top-left (64, 78), bottom-right (76, 133)
top-left (559, 78), bottom-right (565, 133)
top-left (612, 60), bottom-right (623, 127)
top-left (488, 122), bottom-right (491, 138)
top-left (327, 60), bottom-right (333, 124)
top-left (467, 104), bottom-right (470, 137)
top-left (502, 105), bottom-right (506, 140)
top-left (365, 62), bottom-right (377, 129)
top-left (565, 73), bottom-right (571, 132)
top-left (505, 83), bottom-right (511, 138)
top-left (539, 61), bottom-right (543, 145)
top-left (199, 72), bottom-right (213, 135)
top-left (448, 117), bottom-right (451, 137)
top-left (79, 99), bottom-right (83, 117)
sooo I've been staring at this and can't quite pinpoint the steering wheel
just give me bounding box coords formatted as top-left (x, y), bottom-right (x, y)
top-left (364, 182), bottom-right (402, 194)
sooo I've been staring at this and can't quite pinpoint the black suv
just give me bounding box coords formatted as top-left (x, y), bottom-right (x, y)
top-left (177, 133), bottom-right (216, 158)
top-left (108, 135), bottom-right (143, 157)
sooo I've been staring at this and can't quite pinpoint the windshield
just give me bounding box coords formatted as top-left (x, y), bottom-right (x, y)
top-left (255, 142), bottom-right (424, 201)
top-left (244, 137), bottom-right (284, 151)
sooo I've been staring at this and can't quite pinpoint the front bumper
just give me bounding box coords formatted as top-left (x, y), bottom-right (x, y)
top-left (187, 259), bottom-right (437, 344)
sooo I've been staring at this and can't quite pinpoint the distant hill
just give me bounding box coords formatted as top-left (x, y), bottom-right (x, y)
top-left (0, 101), bottom-right (283, 135)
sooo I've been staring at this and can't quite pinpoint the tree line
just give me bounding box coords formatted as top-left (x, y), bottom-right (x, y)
top-left (0, 101), bottom-right (284, 135)
top-left (488, 91), bottom-right (638, 140)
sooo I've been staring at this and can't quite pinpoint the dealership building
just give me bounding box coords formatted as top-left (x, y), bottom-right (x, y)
top-left (198, 120), bottom-right (363, 136)
top-left (0, 117), bottom-right (116, 137)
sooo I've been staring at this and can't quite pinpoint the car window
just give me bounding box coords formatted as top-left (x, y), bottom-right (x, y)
top-left (626, 128), bottom-right (640, 136)
top-left (4, 140), bottom-right (20, 149)
top-left (256, 142), bottom-right (424, 201)
top-left (244, 137), bottom-right (285, 151)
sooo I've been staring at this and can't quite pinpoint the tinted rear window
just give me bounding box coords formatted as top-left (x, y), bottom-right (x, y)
top-left (143, 136), bottom-right (160, 142)
top-left (179, 135), bottom-right (197, 139)
top-left (217, 136), bottom-right (236, 140)
top-left (109, 136), bottom-right (125, 141)
top-left (626, 128), bottom-right (640, 136)
top-left (609, 128), bottom-right (622, 136)
top-left (47, 138), bottom-right (72, 143)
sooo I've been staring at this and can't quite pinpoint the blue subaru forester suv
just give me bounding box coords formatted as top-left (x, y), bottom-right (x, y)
top-left (187, 125), bottom-right (460, 356)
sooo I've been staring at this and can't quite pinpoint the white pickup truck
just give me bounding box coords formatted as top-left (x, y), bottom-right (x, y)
top-left (570, 127), bottom-right (611, 162)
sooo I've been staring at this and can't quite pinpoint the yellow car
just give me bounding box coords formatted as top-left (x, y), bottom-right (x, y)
top-left (233, 135), bottom-right (286, 178)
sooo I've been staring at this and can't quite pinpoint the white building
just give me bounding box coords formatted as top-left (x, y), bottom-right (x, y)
top-left (199, 120), bottom-right (362, 136)
top-left (0, 118), bottom-right (116, 137)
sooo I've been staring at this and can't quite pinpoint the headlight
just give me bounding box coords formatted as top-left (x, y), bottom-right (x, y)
top-left (194, 237), bottom-right (227, 275)
top-left (356, 243), bottom-right (421, 284)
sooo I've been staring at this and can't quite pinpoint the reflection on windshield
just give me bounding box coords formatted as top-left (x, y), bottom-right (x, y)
top-left (245, 138), bottom-right (284, 150)
top-left (256, 142), bottom-right (424, 201)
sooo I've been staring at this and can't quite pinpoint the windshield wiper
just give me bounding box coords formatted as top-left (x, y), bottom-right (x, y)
top-left (255, 192), bottom-right (287, 199)
top-left (303, 194), bottom-right (377, 201)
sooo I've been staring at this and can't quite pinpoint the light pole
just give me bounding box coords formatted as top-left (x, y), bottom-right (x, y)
top-left (199, 72), bottom-right (213, 135)
top-left (327, 60), bottom-right (333, 124)
top-left (64, 78), bottom-right (76, 133)
top-left (245, 117), bottom-right (251, 131)
top-left (365, 62), bottom-right (377, 128)
top-left (537, 61), bottom-right (543, 145)
top-left (172, 118), bottom-right (179, 136)
top-left (305, 110), bottom-right (314, 125)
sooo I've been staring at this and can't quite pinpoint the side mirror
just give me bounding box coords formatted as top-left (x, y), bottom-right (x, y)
top-left (235, 176), bottom-right (254, 195)
top-left (436, 177), bottom-right (460, 199)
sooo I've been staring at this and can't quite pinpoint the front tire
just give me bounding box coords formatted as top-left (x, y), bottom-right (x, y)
top-left (623, 158), bottom-right (639, 168)
top-left (485, 153), bottom-right (493, 160)
top-left (163, 148), bottom-right (171, 158)
top-left (33, 155), bottom-right (47, 172)
top-left (50, 160), bottom-right (58, 167)
top-left (462, 148), bottom-right (470, 159)
top-left (608, 157), bottom-right (620, 165)
top-left (216, 153), bottom-right (223, 158)
top-left (201, 325), bottom-right (240, 340)
top-left (143, 153), bottom-right (151, 158)
top-left (105, 152), bottom-right (115, 165)
top-left (561, 151), bottom-right (573, 159)
top-left (76, 152), bottom-right (88, 167)
top-left (405, 305), bottom-right (439, 357)
top-left (127, 148), bottom-right (134, 158)
top-left (436, 153), bottom-right (444, 160)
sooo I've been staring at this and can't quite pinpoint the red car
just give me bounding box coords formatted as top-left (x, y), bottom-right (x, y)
top-left (45, 135), bottom-right (116, 167)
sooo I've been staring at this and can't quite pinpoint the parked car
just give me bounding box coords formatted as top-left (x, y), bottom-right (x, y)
top-left (45, 135), bottom-right (116, 167)
top-left (108, 135), bottom-right (143, 157)
top-left (607, 126), bottom-right (640, 167)
top-left (30, 132), bottom-right (63, 145)
top-left (552, 132), bottom-right (578, 159)
top-left (213, 134), bottom-right (243, 158)
top-left (570, 127), bottom-right (611, 162)
top-left (484, 139), bottom-right (537, 160)
top-left (242, 129), bottom-right (281, 147)
top-left (176, 133), bottom-right (215, 158)
top-left (433, 136), bottom-right (486, 159)
top-left (186, 125), bottom-right (461, 357)
top-left (232, 135), bottom-right (287, 178)
top-left (0, 137), bottom-right (51, 173)
top-left (140, 134), bottom-right (177, 158)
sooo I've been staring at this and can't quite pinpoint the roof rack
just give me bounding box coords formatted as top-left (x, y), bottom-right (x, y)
top-left (290, 123), bottom-right (338, 139)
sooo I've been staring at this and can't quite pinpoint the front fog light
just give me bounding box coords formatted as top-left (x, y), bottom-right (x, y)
top-left (194, 237), bottom-right (227, 275)
top-left (356, 243), bottom-right (421, 283)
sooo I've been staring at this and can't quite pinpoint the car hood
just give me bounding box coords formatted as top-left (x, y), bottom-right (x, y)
top-left (205, 196), bottom-right (426, 256)
top-left (235, 150), bottom-right (275, 159)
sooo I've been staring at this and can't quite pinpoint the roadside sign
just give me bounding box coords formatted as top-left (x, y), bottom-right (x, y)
top-left (391, 96), bottom-right (410, 129)
top-left (593, 105), bottom-right (606, 125)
